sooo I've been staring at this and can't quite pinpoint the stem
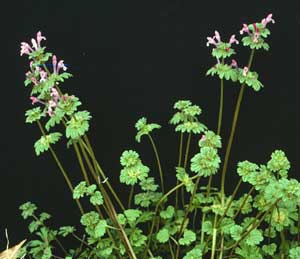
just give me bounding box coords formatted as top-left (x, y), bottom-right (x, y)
top-left (36, 121), bottom-right (84, 215)
top-left (148, 133), bottom-right (165, 194)
top-left (210, 215), bottom-right (218, 259)
top-left (181, 132), bottom-right (192, 207)
top-left (128, 185), bottom-right (134, 209)
top-left (280, 230), bottom-right (287, 256)
top-left (217, 79), bottom-right (224, 135)
top-left (82, 135), bottom-right (125, 211)
top-left (220, 49), bottom-right (255, 205)
top-left (176, 132), bottom-right (184, 210)
top-left (183, 133), bottom-right (192, 169)
top-left (73, 142), bottom-right (91, 185)
top-left (298, 206), bottom-right (300, 244)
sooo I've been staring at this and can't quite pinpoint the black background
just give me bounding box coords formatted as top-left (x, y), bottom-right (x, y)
top-left (1, 0), bottom-right (300, 251)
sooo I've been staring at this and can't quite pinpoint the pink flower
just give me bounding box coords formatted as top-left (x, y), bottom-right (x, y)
top-left (39, 69), bottom-right (48, 82)
top-left (243, 66), bottom-right (249, 76)
top-left (57, 60), bottom-right (67, 73)
top-left (261, 13), bottom-right (275, 27)
top-left (50, 87), bottom-right (60, 102)
top-left (240, 24), bottom-right (250, 35)
top-left (214, 31), bottom-right (221, 43)
top-left (47, 100), bottom-right (57, 116)
top-left (52, 55), bottom-right (67, 74)
top-left (206, 36), bottom-right (217, 47)
top-left (30, 96), bottom-right (39, 105)
top-left (20, 42), bottom-right (33, 56)
top-left (36, 31), bottom-right (46, 48)
top-left (231, 59), bottom-right (238, 68)
top-left (52, 55), bottom-right (57, 74)
top-left (229, 34), bottom-right (239, 45)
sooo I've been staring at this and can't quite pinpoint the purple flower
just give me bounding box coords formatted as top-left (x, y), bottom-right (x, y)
top-left (39, 69), bottom-right (48, 82)
top-left (240, 24), bottom-right (250, 35)
top-left (20, 42), bottom-right (33, 56)
top-left (50, 87), bottom-right (60, 102)
top-left (47, 100), bottom-right (57, 116)
top-left (261, 13), bottom-right (275, 27)
top-left (229, 34), bottom-right (239, 45)
top-left (20, 31), bottom-right (46, 56)
top-left (214, 31), bottom-right (221, 43)
top-left (52, 55), bottom-right (67, 74)
top-left (30, 96), bottom-right (39, 105)
top-left (206, 36), bottom-right (217, 47)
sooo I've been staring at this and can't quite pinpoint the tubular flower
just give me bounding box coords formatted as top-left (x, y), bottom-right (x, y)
top-left (261, 14), bottom-right (275, 27)
top-left (229, 34), bottom-right (239, 45)
top-left (20, 31), bottom-right (46, 56)
top-left (240, 24), bottom-right (250, 35)
top-left (52, 55), bottom-right (67, 74)
top-left (231, 59), bottom-right (238, 68)
top-left (243, 66), bottom-right (249, 76)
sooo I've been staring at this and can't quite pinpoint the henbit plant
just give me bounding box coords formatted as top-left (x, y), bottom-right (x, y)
top-left (16, 13), bottom-right (300, 259)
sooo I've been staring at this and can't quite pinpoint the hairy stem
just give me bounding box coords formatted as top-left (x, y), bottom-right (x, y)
top-left (36, 121), bottom-right (84, 215)
top-left (220, 49), bottom-right (255, 205)
top-left (148, 133), bottom-right (165, 194)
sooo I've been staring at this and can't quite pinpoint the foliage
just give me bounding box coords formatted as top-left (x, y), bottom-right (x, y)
top-left (17, 13), bottom-right (300, 259)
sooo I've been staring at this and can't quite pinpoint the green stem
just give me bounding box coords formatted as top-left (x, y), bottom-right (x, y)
top-left (217, 79), bottom-right (224, 135)
top-left (77, 140), bottom-right (123, 259)
top-left (298, 206), bottom-right (300, 244)
top-left (36, 121), bottom-right (84, 215)
top-left (128, 185), bottom-right (134, 209)
top-left (82, 135), bottom-right (125, 211)
top-left (183, 133), bottom-right (192, 169)
top-left (210, 215), bottom-right (218, 259)
top-left (73, 142), bottom-right (91, 185)
top-left (176, 132), bottom-right (184, 210)
top-left (220, 49), bottom-right (255, 205)
top-left (148, 133), bottom-right (165, 194)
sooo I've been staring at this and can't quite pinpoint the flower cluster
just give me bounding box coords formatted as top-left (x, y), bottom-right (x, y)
top-left (21, 31), bottom-right (91, 156)
top-left (206, 14), bottom-right (275, 92)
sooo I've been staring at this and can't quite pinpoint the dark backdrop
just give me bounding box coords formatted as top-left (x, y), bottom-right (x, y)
top-left (1, 0), bottom-right (300, 250)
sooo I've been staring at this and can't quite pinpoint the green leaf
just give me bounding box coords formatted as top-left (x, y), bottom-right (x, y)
top-left (179, 230), bottom-right (196, 246)
top-left (244, 229), bottom-right (263, 246)
top-left (19, 202), bottom-right (37, 219)
top-left (135, 117), bottom-right (161, 143)
top-left (120, 150), bottom-right (140, 167)
top-left (120, 164), bottom-right (149, 186)
top-left (58, 226), bottom-right (76, 237)
top-left (94, 220), bottom-right (107, 238)
top-left (73, 181), bottom-right (87, 199)
top-left (34, 132), bottom-right (62, 156)
top-left (25, 107), bottom-right (45, 123)
top-left (289, 247), bottom-right (300, 259)
top-left (139, 177), bottom-right (158, 192)
top-left (66, 111), bottom-right (91, 139)
top-left (45, 109), bottom-right (64, 131)
top-left (160, 205), bottom-right (175, 219)
top-left (90, 191), bottom-right (103, 205)
top-left (262, 243), bottom-right (276, 256)
top-left (190, 147), bottom-right (221, 177)
top-left (156, 228), bottom-right (169, 243)
top-left (124, 209), bottom-right (142, 223)
top-left (183, 247), bottom-right (202, 259)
